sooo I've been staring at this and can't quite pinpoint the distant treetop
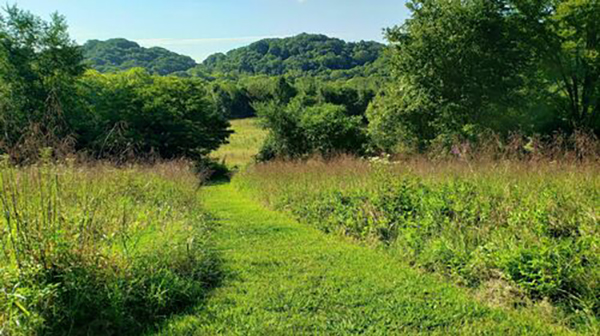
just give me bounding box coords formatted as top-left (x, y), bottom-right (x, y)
top-left (82, 34), bottom-right (388, 80)
top-left (83, 38), bottom-right (197, 75)
top-left (196, 33), bottom-right (386, 77)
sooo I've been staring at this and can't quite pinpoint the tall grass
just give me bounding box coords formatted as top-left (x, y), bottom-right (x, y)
top-left (237, 156), bottom-right (599, 332)
top-left (0, 159), bottom-right (220, 335)
top-left (211, 118), bottom-right (267, 168)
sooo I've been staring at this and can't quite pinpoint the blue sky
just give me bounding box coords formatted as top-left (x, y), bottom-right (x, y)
top-left (7, 0), bottom-right (410, 62)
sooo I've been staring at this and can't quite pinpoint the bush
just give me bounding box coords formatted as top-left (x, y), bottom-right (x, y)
top-left (76, 69), bottom-right (232, 161)
top-left (195, 156), bottom-right (232, 182)
top-left (0, 162), bottom-right (221, 335)
top-left (256, 98), bottom-right (367, 160)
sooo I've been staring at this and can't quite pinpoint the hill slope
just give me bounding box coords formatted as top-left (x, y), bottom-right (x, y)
top-left (83, 38), bottom-right (197, 75)
top-left (197, 33), bottom-right (385, 77)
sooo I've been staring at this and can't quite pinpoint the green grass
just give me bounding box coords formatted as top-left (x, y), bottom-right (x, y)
top-left (153, 182), bottom-right (577, 335)
top-left (2, 156), bottom-right (594, 334)
top-left (236, 157), bottom-right (599, 333)
top-left (211, 118), bottom-right (267, 168)
top-left (0, 162), bottom-right (220, 335)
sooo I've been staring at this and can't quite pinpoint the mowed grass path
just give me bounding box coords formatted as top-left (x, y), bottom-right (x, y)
top-left (153, 183), bottom-right (575, 336)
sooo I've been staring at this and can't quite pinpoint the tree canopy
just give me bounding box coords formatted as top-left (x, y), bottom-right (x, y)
top-left (3, 2), bottom-right (598, 162)
top-left (1, 7), bottom-right (230, 163)
top-left (195, 33), bottom-right (386, 78)
top-left (78, 69), bottom-right (231, 160)
top-left (367, 0), bottom-right (600, 153)
top-left (0, 5), bottom-right (85, 159)
top-left (83, 38), bottom-right (197, 75)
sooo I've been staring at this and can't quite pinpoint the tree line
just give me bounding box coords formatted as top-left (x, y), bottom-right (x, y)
top-left (256, 0), bottom-right (599, 160)
top-left (0, 6), bottom-right (230, 163)
top-left (0, 6), bottom-right (387, 164)
top-left (82, 34), bottom-right (388, 80)
top-left (1, 2), bottom-right (598, 164)
top-left (197, 33), bottom-right (385, 79)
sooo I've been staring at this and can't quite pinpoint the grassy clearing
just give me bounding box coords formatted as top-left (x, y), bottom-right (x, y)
top-left (237, 157), bottom-right (599, 333)
top-left (154, 183), bottom-right (577, 335)
top-left (210, 118), bottom-right (267, 168)
top-left (0, 161), bottom-right (220, 335)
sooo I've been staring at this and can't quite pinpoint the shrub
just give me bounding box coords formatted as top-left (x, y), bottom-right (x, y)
top-left (195, 156), bottom-right (232, 182)
top-left (77, 69), bottom-right (232, 161)
top-left (256, 98), bottom-right (367, 160)
top-left (0, 162), bottom-right (221, 335)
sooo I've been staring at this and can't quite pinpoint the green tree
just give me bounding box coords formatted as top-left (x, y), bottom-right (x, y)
top-left (379, 0), bottom-right (530, 148)
top-left (317, 82), bottom-right (375, 117)
top-left (0, 5), bottom-right (85, 157)
top-left (256, 96), bottom-right (367, 160)
top-left (82, 38), bottom-right (197, 75)
top-left (78, 69), bottom-right (231, 160)
top-left (210, 82), bottom-right (255, 119)
top-left (272, 76), bottom-right (297, 104)
top-left (372, 0), bottom-right (600, 153)
top-left (513, 0), bottom-right (600, 130)
top-left (192, 34), bottom-right (385, 78)
top-left (299, 104), bottom-right (366, 155)
top-left (367, 88), bottom-right (426, 153)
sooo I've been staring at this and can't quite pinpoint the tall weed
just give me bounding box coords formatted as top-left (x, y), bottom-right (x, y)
top-left (0, 160), bottom-right (220, 335)
top-left (237, 157), bottom-right (599, 331)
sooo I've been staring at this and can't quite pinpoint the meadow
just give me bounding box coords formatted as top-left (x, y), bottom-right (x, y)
top-left (153, 182), bottom-right (579, 335)
top-left (0, 160), bottom-right (220, 335)
top-left (236, 155), bottom-right (599, 333)
top-left (205, 117), bottom-right (600, 333)
top-left (211, 118), bottom-right (268, 168)
top-left (0, 124), bottom-right (597, 335)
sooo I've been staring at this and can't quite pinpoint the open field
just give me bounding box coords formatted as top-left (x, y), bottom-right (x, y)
top-left (211, 118), bottom-right (267, 168)
top-left (236, 157), bottom-right (600, 333)
top-left (0, 162), bottom-right (220, 335)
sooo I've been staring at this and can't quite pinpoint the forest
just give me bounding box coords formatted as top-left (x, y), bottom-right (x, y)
top-left (0, 1), bottom-right (598, 335)
top-left (83, 39), bottom-right (198, 75)
top-left (84, 34), bottom-right (387, 79)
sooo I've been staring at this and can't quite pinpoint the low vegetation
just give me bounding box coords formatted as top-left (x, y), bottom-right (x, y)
top-left (154, 183), bottom-right (576, 335)
top-left (237, 157), bottom-right (599, 332)
top-left (0, 160), bottom-right (220, 335)
top-left (210, 118), bottom-right (267, 168)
